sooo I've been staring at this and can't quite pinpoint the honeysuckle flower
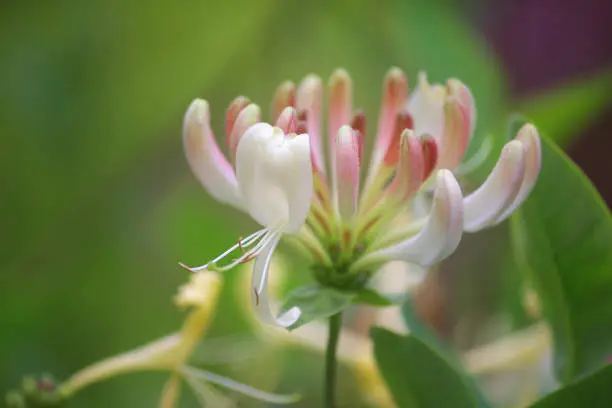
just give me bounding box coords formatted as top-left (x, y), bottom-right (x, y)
top-left (181, 67), bottom-right (541, 328)
top-left (54, 272), bottom-right (298, 408)
top-left (182, 99), bottom-right (310, 328)
top-left (405, 73), bottom-right (542, 232)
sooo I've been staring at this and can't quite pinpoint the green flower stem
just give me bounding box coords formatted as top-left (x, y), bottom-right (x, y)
top-left (59, 334), bottom-right (181, 397)
top-left (324, 312), bottom-right (342, 408)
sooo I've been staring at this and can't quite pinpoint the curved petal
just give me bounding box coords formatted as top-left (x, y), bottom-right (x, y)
top-left (406, 72), bottom-right (445, 143)
top-left (389, 129), bottom-right (424, 201)
top-left (369, 67), bottom-right (409, 176)
top-left (183, 99), bottom-right (243, 210)
top-left (251, 236), bottom-right (301, 327)
top-left (271, 81), bottom-right (295, 122)
top-left (236, 123), bottom-right (313, 232)
top-left (275, 106), bottom-right (298, 134)
top-left (227, 103), bottom-right (260, 163)
top-left (447, 79), bottom-right (476, 140)
top-left (296, 75), bottom-right (325, 174)
top-left (494, 124), bottom-right (542, 224)
top-left (437, 96), bottom-right (470, 170)
top-left (334, 125), bottom-right (362, 220)
top-left (463, 140), bottom-right (526, 232)
top-left (373, 170), bottom-right (464, 266)
top-left (328, 69), bottom-right (353, 159)
top-left (225, 96), bottom-right (250, 139)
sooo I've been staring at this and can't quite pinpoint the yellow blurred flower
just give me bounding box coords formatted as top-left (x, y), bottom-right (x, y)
top-left (57, 272), bottom-right (298, 407)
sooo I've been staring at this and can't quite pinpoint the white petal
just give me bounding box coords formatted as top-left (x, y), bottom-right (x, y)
top-left (406, 72), bottom-right (445, 142)
top-left (447, 78), bottom-right (477, 140)
top-left (183, 99), bottom-right (243, 209)
top-left (251, 236), bottom-right (301, 327)
top-left (236, 123), bottom-right (313, 232)
top-left (374, 170), bottom-right (464, 266)
top-left (463, 140), bottom-right (526, 232)
top-left (494, 124), bottom-right (542, 224)
top-left (182, 366), bottom-right (300, 404)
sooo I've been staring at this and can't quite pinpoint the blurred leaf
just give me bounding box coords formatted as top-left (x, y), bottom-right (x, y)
top-left (353, 288), bottom-right (406, 307)
top-left (516, 69), bottom-right (612, 146)
top-left (402, 298), bottom-right (493, 408)
top-left (402, 297), bottom-right (452, 353)
top-left (530, 364), bottom-right (612, 407)
top-left (279, 284), bottom-right (354, 330)
top-left (510, 135), bottom-right (612, 382)
top-left (371, 327), bottom-right (488, 408)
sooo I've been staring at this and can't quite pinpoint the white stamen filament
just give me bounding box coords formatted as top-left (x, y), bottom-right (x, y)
top-left (454, 135), bottom-right (493, 176)
top-left (181, 223), bottom-right (285, 273)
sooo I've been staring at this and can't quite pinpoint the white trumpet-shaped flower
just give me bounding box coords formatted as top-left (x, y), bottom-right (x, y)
top-left (182, 100), bottom-right (312, 327)
top-left (181, 67), bottom-right (541, 328)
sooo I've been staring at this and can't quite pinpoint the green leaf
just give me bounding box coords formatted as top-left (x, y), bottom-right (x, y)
top-left (353, 288), bottom-right (406, 307)
top-left (510, 135), bottom-right (612, 382)
top-left (402, 297), bottom-right (451, 354)
top-left (279, 284), bottom-right (354, 330)
top-left (530, 364), bottom-right (612, 407)
top-left (516, 69), bottom-right (612, 146)
top-left (402, 298), bottom-right (492, 408)
top-left (371, 328), bottom-right (486, 408)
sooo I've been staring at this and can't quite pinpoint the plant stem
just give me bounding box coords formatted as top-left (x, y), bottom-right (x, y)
top-left (324, 312), bottom-right (342, 408)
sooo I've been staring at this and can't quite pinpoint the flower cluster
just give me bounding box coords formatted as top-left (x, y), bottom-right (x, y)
top-left (181, 67), bottom-right (541, 328)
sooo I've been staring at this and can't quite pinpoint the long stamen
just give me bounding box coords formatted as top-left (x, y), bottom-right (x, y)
top-left (204, 222), bottom-right (285, 273)
top-left (179, 229), bottom-right (268, 273)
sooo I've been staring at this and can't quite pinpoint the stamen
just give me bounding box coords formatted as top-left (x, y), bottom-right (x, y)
top-left (178, 228), bottom-right (268, 273)
top-left (237, 237), bottom-right (246, 254)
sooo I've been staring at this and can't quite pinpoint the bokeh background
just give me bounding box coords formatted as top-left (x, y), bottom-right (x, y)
top-left (2, 0), bottom-right (611, 406)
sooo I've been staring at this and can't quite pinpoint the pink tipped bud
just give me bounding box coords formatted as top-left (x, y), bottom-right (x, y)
top-left (447, 78), bottom-right (476, 139)
top-left (296, 110), bottom-right (308, 135)
top-left (436, 96), bottom-right (470, 170)
top-left (334, 125), bottom-right (362, 220)
top-left (297, 74), bottom-right (325, 175)
top-left (390, 129), bottom-right (425, 200)
top-left (366, 67), bottom-right (409, 181)
top-left (275, 106), bottom-right (298, 134)
top-left (225, 96), bottom-right (251, 138)
top-left (383, 110), bottom-right (414, 165)
top-left (271, 81), bottom-right (296, 122)
top-left (351, 110), bottom-right (367, 161)
top-left (421, 135), bottom-right (438, 181)
top-left (328, 69), bottom-right (353, 145)
top-left (227, 104), bottom-right (260, 163)
top-left (377, 68), bottom-right (408, 147)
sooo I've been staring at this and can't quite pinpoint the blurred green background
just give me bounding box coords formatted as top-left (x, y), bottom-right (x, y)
top-left (2, 0), bottom-right (611, 406)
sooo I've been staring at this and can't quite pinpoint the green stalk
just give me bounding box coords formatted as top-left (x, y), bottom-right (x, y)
top-left (324, 312), bottom-right (342, 408)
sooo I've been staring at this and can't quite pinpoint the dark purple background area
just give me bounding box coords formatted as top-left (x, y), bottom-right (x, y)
top-left (477, 0), bottom-right (612, 205)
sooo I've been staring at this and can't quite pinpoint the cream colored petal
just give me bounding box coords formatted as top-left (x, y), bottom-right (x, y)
top-left (183, 99), bottom-right (243, 210)
top-left (463, 140), bottom-right (525, 232)
top-left (251, 236), bottom-right (301, 327)
top-left (494, 124), bottom-right (542, 224)
top-left (368, 170), bottom-right (464, 266)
